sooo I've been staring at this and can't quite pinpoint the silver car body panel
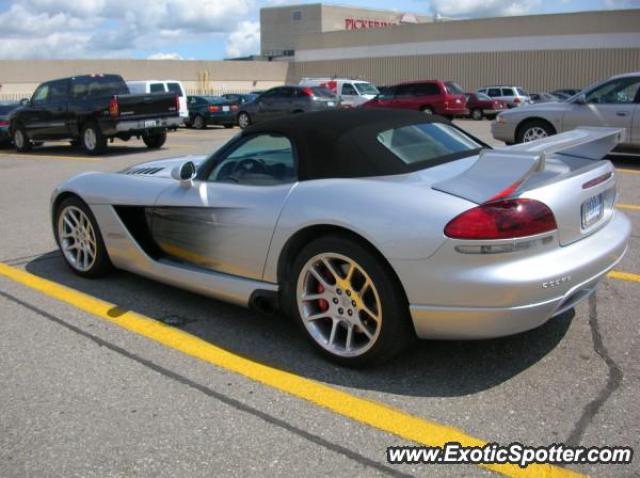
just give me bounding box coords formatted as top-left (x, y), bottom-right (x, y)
top-left (51, 128), bottom-right (630, 339)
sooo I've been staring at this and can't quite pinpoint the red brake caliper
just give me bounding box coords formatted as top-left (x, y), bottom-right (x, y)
top-left (317, 282), bottom-right (329, 312)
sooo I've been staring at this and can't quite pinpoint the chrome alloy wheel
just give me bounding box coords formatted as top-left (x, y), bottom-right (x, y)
top-left (296, 253), bottom-right (382, 357)
top-left (522, 126), bottom-right (549, 142)
top-left (238, 113), bottom-right (250, 129)
top-left (83, 127), bottom-right (97, 151)
top-left (58, 205), bottom-right (97, 272)
top-left (14, 129), bottom-right (25, 149)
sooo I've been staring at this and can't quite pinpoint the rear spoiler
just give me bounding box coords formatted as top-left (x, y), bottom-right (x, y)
top-left (433, 127), bottom-right (624, 204)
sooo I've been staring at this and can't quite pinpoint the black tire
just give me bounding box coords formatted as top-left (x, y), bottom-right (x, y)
top-left (80, 122), bottom-right (107, 155)
top-left (237, 112), bottom-right (251, 129)
top-left (471, 108), bottom-right (483, 120)
top-left (193, 115), bottom-right (206, 130)
top-left (54, 196), bottom-right (113, 278)
top-left (516, 119), bottom-right (556, 144)
top-left (224, 124), bottom-right (234, 129)
top-left (420, 106), bottom-right (433, 115)
top-left (142, 131), bottom-right (167, 149)
top-left (283, 234), bottom-right (415, 367)
top-left (12, 124), bottom-right (31, 152)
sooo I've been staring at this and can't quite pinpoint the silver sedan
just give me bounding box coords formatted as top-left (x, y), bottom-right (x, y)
top-left (51, 109), bottom-right (630, 366)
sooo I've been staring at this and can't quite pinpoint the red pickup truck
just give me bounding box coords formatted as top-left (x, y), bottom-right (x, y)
top-left (361, 80), bottom-right (468, 118)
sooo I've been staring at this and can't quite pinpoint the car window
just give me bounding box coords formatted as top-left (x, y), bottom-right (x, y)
top-left (516, 88), bottom-right (528, 96)
top-left (32, 84), bottom-right (50, 104)
top-left (413, 83), bottom-right (441, 96)
top-left (444, 81), bottom-right (464, 95)
top-left (487, 88), bottom-right (501, 97)
top-left (207, 134), bottom-right (296, 186)
top-left (341, 83), bottom-right (358, 96)
top-left (261, 88), bottom-right (282, 98)
top-left (501, 88), bottom-right (514, 96)
top-left (71, 76), bottom-right (128, 98)
top-left (585, 77), bottom-right (640, 105)
top-left (167, 82), bottom-right (183, 97)
top-left (310, 87), bottom-right (335, 98)
top-left (377, 123), bottom-right (482, 166)
top-left (376, 86), bottom-right (394, 99)
top-left (47, 80), bottom-right (68, 101)
top-left (150, 83), bottom-right (166, 93)
top-left (353, 82), bottom-right (379, 95)
top-left (395, 84), bottom-right (415, 96)
top-left (476, 93), bottom-right (491, 101)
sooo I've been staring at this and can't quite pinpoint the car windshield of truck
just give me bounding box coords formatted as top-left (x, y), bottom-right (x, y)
top-left (354, 83), bottom-right (379, 95)
top-left (445, 82), bottom-right (465, 95)
top-left (377, 122), bottom-right (482, 166)
top-left (71, 76), bottom-right (129, 97)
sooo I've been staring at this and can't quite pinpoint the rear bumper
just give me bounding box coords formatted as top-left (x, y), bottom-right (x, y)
top-left (403, 212), bottom-right (631, 339)
top-left (114, 116), bottom-right (183, 133)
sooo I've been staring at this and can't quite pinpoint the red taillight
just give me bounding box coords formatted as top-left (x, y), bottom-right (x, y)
top-left (208, 105), bottom-right (220, 112)
top-left (302, 87), bottom-right (314, 97)
top-left (231, 104), bottom-right (238, 111)
top-left (174, 95), bottom-right (179, 112)
top-left (513, 97), bottom-right (521, 104)
top-left (0, 120), bottom-right (9, 127)
top-left (444, 199), bottom-right (557, 240)
top-left (108, 97), bottom-right (119, 117)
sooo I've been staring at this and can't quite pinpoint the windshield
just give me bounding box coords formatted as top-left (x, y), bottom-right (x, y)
top-left (354, 82), bottom-right (379, 95)
top-left (377, 122), bottom-right (482, 167)
top-left (445, 81), bottom-right (465, 95)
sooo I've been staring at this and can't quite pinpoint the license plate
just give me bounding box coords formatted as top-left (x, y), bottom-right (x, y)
top-left (327, 101), bottom-right (335, 107)
top-left (222, 106), bottom-right (230, 112)
top-left (144, 120), bottom-right (158, 128)
top-left (581, 194), bottom-right (604, 229)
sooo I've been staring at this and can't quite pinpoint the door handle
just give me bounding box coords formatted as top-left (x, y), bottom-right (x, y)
top-left (616, 111), bottom-right (628, 117)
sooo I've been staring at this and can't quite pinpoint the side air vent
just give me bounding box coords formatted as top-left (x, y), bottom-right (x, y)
top-left (125, 167), bottom-right (164, 176)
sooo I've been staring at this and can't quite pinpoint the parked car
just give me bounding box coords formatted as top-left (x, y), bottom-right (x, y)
top-left (492, 72), bottom-right (640, 146)
top-left (236, 86), bottom-right (339, 129)
top-left (9, 74), bottom-right (181, 155)
top-left (186, 96), bottom-right (237, 129)
top-left (299, 78), bottom-right (379, 107)
top-left (361, 80), bottom-right (467, 118)
top-left (222, 93), bottom-right (258, 105)
top-left (529, 92), bottom-right (560, 103)
top-left (0, 101), bottom-right (20, 146)
top-left (464, 92), bottom-right (507, 120)
top-left (551, 88), bottom-right (581, 100)
top-left (477, 86), bottom-right (531, 108)
top-left (126, 80), bottom-right (188, 123)
top-left (50, 108), bottom-right (630, 366)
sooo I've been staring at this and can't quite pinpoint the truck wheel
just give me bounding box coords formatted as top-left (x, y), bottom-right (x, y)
top-left (193, 115), bottom-right (206, 130)
top-left (81, 123), bottom-right (107, 155)
top-left (13, 125), bottom-right (32, 153)
top-left (143, 131), bottom-right (167, 149)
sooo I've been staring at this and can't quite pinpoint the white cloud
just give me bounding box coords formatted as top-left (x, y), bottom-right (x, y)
top-left (431, 0), bottom-right (541, 17)
top-left (603, 0), bottom-right (640, 8)
top-left (225, 20), bottom-right (260, 58)
top-left (147, 52), bottom-right (184, 60)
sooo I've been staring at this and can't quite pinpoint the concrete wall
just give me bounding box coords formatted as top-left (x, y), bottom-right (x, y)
top-left (0, 59), bottom-right (290, 99)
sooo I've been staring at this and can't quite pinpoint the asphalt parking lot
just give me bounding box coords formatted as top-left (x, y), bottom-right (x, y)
top-left (0, 120), bottom-right (638, 478)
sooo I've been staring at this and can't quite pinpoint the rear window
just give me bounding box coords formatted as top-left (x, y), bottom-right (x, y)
top-left (167, 82), bottom-right (184, 97)
top-left (444, 81), bottom-right (464, 95)
top-left (376, 123), bottom-right (482, 167)
top-left (71, 75), bottom-right (128, 98)
top-left (353, 82), bottom-right (379, 95)
top-left (150, 83), bottom-right (166, 93)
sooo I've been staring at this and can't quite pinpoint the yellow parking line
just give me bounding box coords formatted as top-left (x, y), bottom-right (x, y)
top-left (616, 168), bottom-right (640, 175)
top-left (616, 204), bottom-right (640, 211)
top-left (0, 261), bottom-right (583, 478)
top-left (608, 270), bottom-right (640, 283)
top-left (0, 153), bottom-right (100, 162)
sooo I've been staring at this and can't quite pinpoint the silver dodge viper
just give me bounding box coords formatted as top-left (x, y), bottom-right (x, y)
top-left (51, 109), bottom-right (631, 366)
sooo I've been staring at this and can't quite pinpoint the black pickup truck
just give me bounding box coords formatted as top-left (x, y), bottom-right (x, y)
top-left (9, 74), bottom-right (181, 155)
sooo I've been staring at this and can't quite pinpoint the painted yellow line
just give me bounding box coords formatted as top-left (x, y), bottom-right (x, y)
top-left (608, 270), bottom-right (640, 283)
top-left (0, 153), bottom-right (100, 162)
top-left (616, 204), bottom-right (640, 211)
top-left (0, 262), bottom-right (583, 478)
top-left (616, 168), bottom-right (640, 175)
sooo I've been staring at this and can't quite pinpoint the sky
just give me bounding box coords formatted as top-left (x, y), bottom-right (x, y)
top-left (0, 0), bottom-right (637, 60)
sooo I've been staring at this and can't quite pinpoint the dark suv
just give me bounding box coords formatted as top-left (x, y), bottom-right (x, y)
top-left (361, 80), bottom-right (468, 118)
top-left (236, 86), bottom-right (339, 128)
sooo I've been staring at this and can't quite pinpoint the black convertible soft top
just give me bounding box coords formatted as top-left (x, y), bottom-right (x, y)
top-left (242, 109), bottom-right (474, 180)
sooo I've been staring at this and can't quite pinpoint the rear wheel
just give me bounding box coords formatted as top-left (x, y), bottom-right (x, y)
top-left (81, 122), bottom-right (107, 155)
top-left (237, 112), bottom-right (251, 129)
top-left (517, 120), bottom-right (555, 143)
top-left (54, 196), bottom-right (113, 278)
top-left (193, 115), bottom-right (206, 130)
top-left (142, 131), bottom-right (167, 149)
top-left (13, 124), bottom-right (31, 152)
top-left (471, 108), bottom-right (483, 120)
top-left (420, 106), bottom-right (433, 115)
top-left (285, 235), bottom-right (414, 367)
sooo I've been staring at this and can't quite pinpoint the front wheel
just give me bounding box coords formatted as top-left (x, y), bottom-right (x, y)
top-left (237, 112), bottom-right (251, 129)
top-left (193, 115), bottom-right (206, 130)
top-left (142, 131), bottom-right (167, 149)
top-left (54, 196), bottom-right (113, 278)
top-left (13, 125), bottom-right (31, 152)
top-left (517, 120), bottom-right (555, 143)
top-left (284, 235), bottom-right (414, 367)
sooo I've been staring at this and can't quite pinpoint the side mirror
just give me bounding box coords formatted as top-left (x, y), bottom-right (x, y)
top-left (573, 94), bottom-right (586, 105)
top-left (171, 160), bottom-right (197, 184)
top-left (19, 98), bottom-right (30, 106)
